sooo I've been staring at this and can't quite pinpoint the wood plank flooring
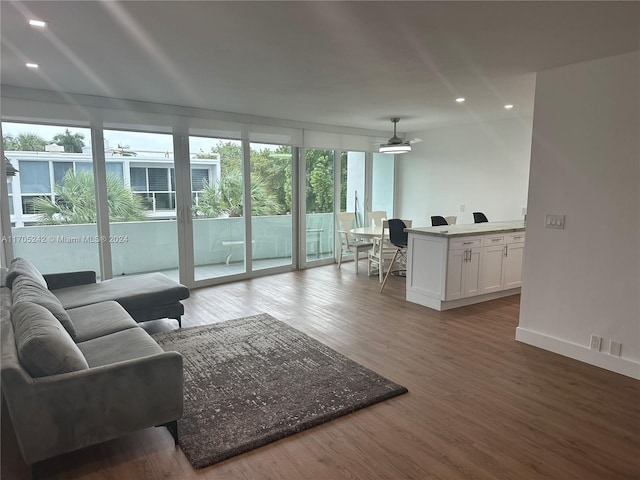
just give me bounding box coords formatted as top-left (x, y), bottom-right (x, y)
top-left (2, 264), bottom-right (639, 479)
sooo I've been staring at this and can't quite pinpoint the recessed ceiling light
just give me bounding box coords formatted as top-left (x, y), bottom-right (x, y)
top-left (455, 97), bottom-right (466, 103)
top-left (28, 19), bottom-right (46, 28)
top-left (504, 104), bottom-right (514, 109)
top-left (25, 62), bottom-right (39, 69)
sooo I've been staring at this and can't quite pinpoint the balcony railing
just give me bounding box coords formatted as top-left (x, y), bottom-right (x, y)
top-left (9, 213), bottom-right (335, 276)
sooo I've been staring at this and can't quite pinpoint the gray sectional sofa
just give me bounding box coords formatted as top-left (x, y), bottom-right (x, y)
top-left (0, 258), bottom-right (187, 471)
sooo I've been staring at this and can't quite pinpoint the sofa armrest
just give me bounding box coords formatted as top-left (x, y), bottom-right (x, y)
top-left (44, 271), bottom-right (97, 290)
top-left (2, 351), bottom-right (183, 464)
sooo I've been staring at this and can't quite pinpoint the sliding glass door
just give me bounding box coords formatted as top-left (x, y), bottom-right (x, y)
top-left (3, 122), bottom-right (101, 275)
top-left (189, 136), bottom-right (244, 281)
top-left (250, 143), bottom-right (293, 270)
top-left (304, 149), bottom-right (335, 263)
top-left (103, 130), bottom-right (179, 278)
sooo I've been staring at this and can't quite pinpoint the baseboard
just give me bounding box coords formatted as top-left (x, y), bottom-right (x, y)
top-left (515, 327), bottom-right (640, 380)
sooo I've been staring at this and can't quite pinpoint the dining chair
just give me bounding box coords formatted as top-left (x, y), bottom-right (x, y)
top-left (473, 212), bottom-right (489, 223)
top-left (431, 215), bottom-right (448, 226)
top-left (366, 210), bottom-right (388, 228)
top-left (368, 220), bottom-right (396, 283)
top-left (380, 219), bottom-right (411, 292)
top-left (445, 215), bottom-right (457, 225)
top-left (336, 212), bottom-right (373, 274)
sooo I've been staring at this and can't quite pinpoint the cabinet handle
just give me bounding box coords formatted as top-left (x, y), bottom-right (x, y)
top-left (492, 238), bottom-right (501, 242)
top-left (463, 241), bottom-right (474, 245)
top-left (504, 245), bottom-right (509, 257)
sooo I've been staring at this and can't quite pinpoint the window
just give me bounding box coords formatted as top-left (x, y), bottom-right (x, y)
top-left (53, 162), bottom-right (73, 185)
top-left (130, 167), bottom-right (146, 191)
top-left (19, 161), bottom-right (50, 194)
top-left (191, 168), bottom-right (209, 191)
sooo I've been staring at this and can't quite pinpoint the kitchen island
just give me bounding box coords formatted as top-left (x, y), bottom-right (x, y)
top-left (405, 221), bottom-right (526, 311)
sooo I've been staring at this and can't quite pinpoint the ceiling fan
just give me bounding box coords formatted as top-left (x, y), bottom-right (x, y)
top-left (378, 118), bottom-right (420, 154)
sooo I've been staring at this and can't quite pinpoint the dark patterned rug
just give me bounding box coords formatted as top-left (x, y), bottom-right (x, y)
top-left (152, 313), bottom-right (408, 469)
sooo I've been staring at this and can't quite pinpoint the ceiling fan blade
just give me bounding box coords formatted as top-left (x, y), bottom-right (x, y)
top-left (409, 138), bottom-right (423, 144)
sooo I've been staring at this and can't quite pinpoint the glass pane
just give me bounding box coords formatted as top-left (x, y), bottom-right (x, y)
top-left (104, 130), bottom-right (178, 278)
top-left (191, 168), bottom-right (209, 191)
top-left (343, 151), bottom-right (366, 227)
top-left (2, 121), bottom-right (99, 275)
top-left (148, 167), bottom-right (169, 191)
top-left (106, 162), bottom-right (124, 181)
top-left (19, 161), bottom-right (50, 193)
top-left (372, 152), bottom-right (394, 217)
top-left (189, 135), bottom-right (241, 281)
top-left (250, 143), bottom-right (292, 270)
top-left (305, 149), bottom-right (335, 262)
top-left (130, 167), bottom-right (147, 191)
top-left (53, 162), bottom-right (73, 185)
top-left (75, 162), bottom-right (93, 174)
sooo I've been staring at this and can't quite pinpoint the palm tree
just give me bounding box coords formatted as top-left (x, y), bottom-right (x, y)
top-left (33, 170), bottom-right (146, 224)
top-left (194, 169), bottom-right (280, 218)
top-left (3, 133), bottom-right (47, 151)
top-left (52, 129), bottom-right (85, 153)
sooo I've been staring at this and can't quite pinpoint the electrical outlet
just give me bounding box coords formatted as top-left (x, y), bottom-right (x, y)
top-left (590, 335), bottom-right (602, 351)
top-left (460, 203), bottom-right (465, 212)
top-left (521, 207), bottom-right (527, 215)
top-left (609, 341), bottom-right (621, 357)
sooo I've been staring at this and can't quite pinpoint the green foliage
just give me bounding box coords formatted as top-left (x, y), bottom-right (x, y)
top-left (33, 170), bottom-right (146, 224)
top-left (195, 141), bottom-right (289, 216)
top-left (306, 149), bottom-right (334, 213)
top-left (194, 168), bottom-right (280, 218)
top-left (3, 133), bottom-right (47, 151)
top-left (52, 129), bottom-right (85, 153)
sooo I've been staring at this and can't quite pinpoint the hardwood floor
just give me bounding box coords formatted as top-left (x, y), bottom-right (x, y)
top-left (3, 265), bottom-right (639, 479)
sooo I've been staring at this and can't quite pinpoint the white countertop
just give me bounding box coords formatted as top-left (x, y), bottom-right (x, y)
top-left (406, 220), bottom-right (526, 238)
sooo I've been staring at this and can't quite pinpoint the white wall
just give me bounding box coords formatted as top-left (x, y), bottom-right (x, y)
top-left (397, 117), bottom-right (533, 226)
top-left (517, 51), bottom-right (640, 379)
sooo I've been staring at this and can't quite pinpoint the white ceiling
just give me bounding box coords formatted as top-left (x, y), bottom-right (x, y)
top-left (1, 1), bottom-right (639, 135)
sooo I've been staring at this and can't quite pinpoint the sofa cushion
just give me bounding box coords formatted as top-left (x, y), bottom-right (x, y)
top-left (11, 302), bottom-right (89, 378)
top-left (11, 275), bottom-right (78, 340)
top-left (67, 301), bottom-right (138, 342)
top-left (77, 327), bottom-right (164, 368)
top-left (6, 257), bottom-right (48, 289)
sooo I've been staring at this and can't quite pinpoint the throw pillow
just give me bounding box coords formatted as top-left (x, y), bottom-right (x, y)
top-left (6, 257), bottom-right (48, 289)
top-left (11, 301), bottom-right (89, 378)
top-left (11, 275), bottom-right (78, 340)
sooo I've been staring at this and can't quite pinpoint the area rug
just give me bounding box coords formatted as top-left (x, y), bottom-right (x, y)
top-left (152, 313), bottom-right (408, 469)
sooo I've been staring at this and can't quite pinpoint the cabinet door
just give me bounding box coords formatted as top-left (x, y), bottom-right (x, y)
top-left (445, 249), bottom-right (465, 300)
top-left (481, 244), bottom-right (505, 294)
top-left (464, 248), bottom-right (483, 297)
top-left (503, 242), bottom-right (525, 289)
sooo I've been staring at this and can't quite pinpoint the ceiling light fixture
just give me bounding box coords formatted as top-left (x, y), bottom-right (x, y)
top-left (379, 118), bottom-right (412, 154)
top-left (25, 62), bottom-right (39, 69)
top-left (455, 97), bottom-right (466, 103)
top-left (28, 19), bottom-right (46, 28)
top-left (504, 104), bottom-right (514, 109)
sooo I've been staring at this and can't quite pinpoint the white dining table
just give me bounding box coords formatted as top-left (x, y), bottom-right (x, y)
top-left (350, 226), bottom-right (384, 239)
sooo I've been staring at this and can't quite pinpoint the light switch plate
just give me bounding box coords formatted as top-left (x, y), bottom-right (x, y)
top-left (545, 214), bottom-right (565, 229)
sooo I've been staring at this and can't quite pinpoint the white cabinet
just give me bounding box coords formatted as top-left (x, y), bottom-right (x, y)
top-left (503, 233), bottom-right (525, 289)
top-left (405, 223), bottom-right (526, 311)
top-left (481, 240), bottom-right (506, 294)
top-left (481, 233), bottom-right (525, 293)
top-left (445, 236), bottom-right (483, 300)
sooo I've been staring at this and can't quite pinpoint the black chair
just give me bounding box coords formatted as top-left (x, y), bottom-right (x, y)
top-left (431, 215), bottom-right (448, 226)
top-left (473, 212), bottom-right (489, 223)
top-left (380, 219), bottom-right (408, 292)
